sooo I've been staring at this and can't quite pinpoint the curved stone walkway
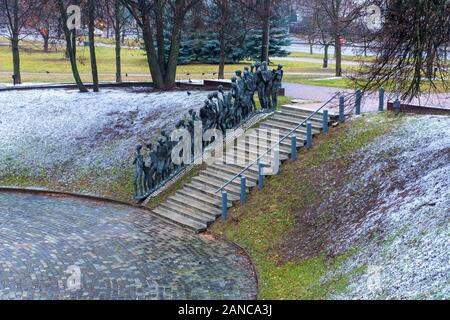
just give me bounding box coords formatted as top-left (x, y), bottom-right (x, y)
top-left (0, 192), bottom-right (256, 300)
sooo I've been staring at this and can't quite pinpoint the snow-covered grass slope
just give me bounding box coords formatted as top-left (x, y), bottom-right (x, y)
top-left (213, 113), bottom-right (449, 299)
top-left (0, 88), bottom-right (207, 200)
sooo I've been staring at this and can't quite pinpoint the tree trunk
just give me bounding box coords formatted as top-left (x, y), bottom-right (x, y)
top-left (261, 0), bottom-right (271, 63)
top-left (141, 14), bottom-right (165, 88)
top-left (11, 0), bottom-right (21, 85)
top-left (72, 29), bottom-right (77, 58)
top-left (164, 18), bottom-right (183, 88)
top-left (65, 44), bottom-right (70, 59)
top-left (40, 32), bottom-right (50, 52)
top-left (88, 0), bottom-right (99, 92)
top-left (114, 0), bottom-right (122, 83)
top-left (444, 45), bottom-right (448, 64)
top-left (218, 32), bottom-right (226, 79)
top-left (11, 35), bottom-right (21, 85)
top-left (43, 36), bottom-right (49, 52)
top-left (58, 0), bottom-right (88, 92)
top-left (335, 35), bottom-right (342, 77)
top-left (323, 44), bottom-right (329, 69)
top-left (426, 43), bottom-right (436, 80)
top-left (155, 1), bottom-right (166, 74)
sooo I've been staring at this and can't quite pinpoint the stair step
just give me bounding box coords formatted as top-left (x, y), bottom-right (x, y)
top-left (203, 168), bottom-right (256, 188)
top-left (175, 189), bottom-right (225, 209)
top-left (159, 201), bottom-right (216, 223)
top-left (224, 149), bottom-right (274, 167)
top-left (270, 115), bottom-right (323, 130)
top-left (253, 128), bottom-right (307, 144)
top-left (234, 144), bottom-right (290, 160)
top-left (281, 105), bottom-right (326, 117)
top-left (275, 110), bottom-right (324, 124)
top-left (152, 207), bottom-right (207, 233)
top-left (208, 164), bottom-right (259, 183)
top-left (184, 181), bottom-right (237, 203)
top-left (241, 137), bottom-right (293, 155)
top-left (237, 138), bottom-right (292, 154)
top-left (244, 134), bottom-right (300, 152)
top-left (260, 122), bottom-right (321, 135)
top-left (222, 162), bottom-right (261, 176)
top-left (194, 175), bottom-right (242, 198)
top-left (167, 194), bottom-right (221, 217)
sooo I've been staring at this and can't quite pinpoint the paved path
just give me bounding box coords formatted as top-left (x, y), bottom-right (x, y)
top-left (283, 83), bottom-right (450, 112)
top-left (273, 56), bottom-right (361, 66)
top-left (0, 192), bottom-right (256, 300)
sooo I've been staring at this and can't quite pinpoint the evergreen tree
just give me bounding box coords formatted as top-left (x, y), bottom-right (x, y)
top-left (178, 1), bottom-right (290, 65)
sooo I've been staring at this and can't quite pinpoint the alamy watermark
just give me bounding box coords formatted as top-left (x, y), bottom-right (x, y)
top-left (367, 265), bottom-right (383, 294)
top-left (364, 4), bottom-right (382, 31)
top-left (167, 123), bottom-right (281, 175)
top-left (66, 5), bottom-right (81, 31)
top-left (66, 265), bottom-right (81, 291)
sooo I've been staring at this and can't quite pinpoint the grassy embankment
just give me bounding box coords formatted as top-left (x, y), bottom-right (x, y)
top-left (211, 112), bottom-right (404, 299)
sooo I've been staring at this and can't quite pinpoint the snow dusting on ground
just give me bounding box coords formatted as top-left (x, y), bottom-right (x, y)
top-left (325, 115), bottom-right (450, 299)
top-left (0, 88), bottom-right (207, 192)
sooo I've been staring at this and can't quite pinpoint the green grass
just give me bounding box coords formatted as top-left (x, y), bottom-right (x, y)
top-left (0, 42), bottom-right (353, 84)
top-left (212, 112), bottom-right (404, 299)
top-left (284, 74), bottom-right (450, 93)
top-left (283, 75), bottom-right (356, 89)
top-left (80, 36), bottom-right (141, 48)
top-left (288, 51), bottom-right (375, 62)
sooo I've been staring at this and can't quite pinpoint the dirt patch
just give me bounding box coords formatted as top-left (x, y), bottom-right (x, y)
top-left (279, 152), bottom-right (392, 262)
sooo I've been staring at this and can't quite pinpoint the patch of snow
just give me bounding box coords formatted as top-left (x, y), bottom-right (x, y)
top-left (327, 115), bottom-right (450, 299)
top-left (0, 88), bottom-right (208, 182)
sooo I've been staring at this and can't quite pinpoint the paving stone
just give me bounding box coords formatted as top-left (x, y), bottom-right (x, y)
top-left (0, 192), bottom-right (256, 300)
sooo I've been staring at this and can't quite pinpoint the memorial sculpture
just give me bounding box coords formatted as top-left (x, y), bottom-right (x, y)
top-left (133, 62), bottom-right (283, 200)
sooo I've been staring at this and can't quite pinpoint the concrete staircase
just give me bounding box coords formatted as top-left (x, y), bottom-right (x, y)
top-left (148, 103), bottom-right (335, 232)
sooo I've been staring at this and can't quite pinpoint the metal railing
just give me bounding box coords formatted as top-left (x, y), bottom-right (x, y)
top-left (215, 91), bottom-right (343, 194)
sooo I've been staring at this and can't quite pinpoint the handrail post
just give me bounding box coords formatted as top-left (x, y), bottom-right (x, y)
top-left (339, 96), bottom-right (345, 123)
top-left (355, 89), bottom-right (362, 115)
top-left (322, 109), bottom-right (329, 134)
top-left (221, 191), bottom-right (228, 220)
top-left (379, 87), bottom-right (385, 112)
top-left (240, 176), bottom-right (247, 204)
top-left (306, 121), bottom-right (312, 149)
top-left (291, 135), bottom-right (297, 160)
top-left (394, 99), bottom-right (401, 114)
top-left (258, 162), bottom-right (264, 191)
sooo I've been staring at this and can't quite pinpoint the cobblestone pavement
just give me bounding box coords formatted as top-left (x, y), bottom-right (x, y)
top-left (0, 192), bottom-right (256, 300)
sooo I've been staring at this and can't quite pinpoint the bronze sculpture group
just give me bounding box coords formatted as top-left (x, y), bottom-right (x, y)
top-left (133, 62), bottom-right (283, 200)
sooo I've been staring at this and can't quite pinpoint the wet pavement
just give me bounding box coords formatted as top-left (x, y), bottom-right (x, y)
top-left (0, 192), bottom-right (256, 300)
top-left (283, 83), bottom-right (450, 112)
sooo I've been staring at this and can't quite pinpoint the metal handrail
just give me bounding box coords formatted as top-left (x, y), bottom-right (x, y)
top-left (215, 92), bottom-right (342, 193)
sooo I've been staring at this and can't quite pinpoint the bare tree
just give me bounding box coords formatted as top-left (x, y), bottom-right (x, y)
top-left (102, 0), bottom-right (130, 82)
top-left (121, 0), bottom-right (200, 89)
top-left (355, 0), bottom-right (450, 100)
top-left (310, 2), bottom-right (334, 68)
top-left (0, 0), bottom-right (41, 84)
top-left (57, 0), bottom-right (88, 92)
top-left (304, 0), bottom-right (365, 77)
top-left (26, 0), bottom-right (60, 52)
top-left (88, 0), bottom-right (99, 91)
